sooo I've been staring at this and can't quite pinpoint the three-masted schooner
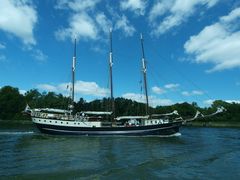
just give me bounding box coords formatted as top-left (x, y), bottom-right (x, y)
top-left (26, 31), bottom-right (224, 136)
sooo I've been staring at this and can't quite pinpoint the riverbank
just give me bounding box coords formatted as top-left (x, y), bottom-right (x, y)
top-left (185, 121), bottom-right (240, 128)
top-left (0, 120), bottom-right (33, 130)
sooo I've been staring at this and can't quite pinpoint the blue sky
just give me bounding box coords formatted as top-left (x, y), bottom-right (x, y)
top-left (0, 0), bottom-right (240, 107)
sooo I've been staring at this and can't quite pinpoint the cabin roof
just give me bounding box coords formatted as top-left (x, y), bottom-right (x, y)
top-left (116, 115), bottom-right (149, 121)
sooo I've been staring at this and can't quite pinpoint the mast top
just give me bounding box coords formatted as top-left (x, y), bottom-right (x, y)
top-left (109, 28), bottom-right (113, 54)
top-left (74, 38), bottom-right (76, 57)
top-left (140, 33), bottom-right (145, 60)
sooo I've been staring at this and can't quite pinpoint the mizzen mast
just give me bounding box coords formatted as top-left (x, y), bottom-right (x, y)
top-left (140, 33), bottom-right (149, 115)
top-left (71, 38), bottom-right (76, 109)
top-left (109, 28), bottom-right (115, 121)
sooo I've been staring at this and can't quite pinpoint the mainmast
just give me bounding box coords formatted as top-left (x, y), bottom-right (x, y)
top-left (109, 28), bottom-right (115, 121)
top-left (71, 38), bottom-right (76, 109)
top-left (140, 33), bottom-right (149, 115)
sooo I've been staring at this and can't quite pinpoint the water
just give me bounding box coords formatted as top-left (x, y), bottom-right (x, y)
top-left (0, 125), bottom-right (239, 179)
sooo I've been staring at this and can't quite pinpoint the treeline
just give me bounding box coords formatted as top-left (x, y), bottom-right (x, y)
top-left (0, 86), bottom-right (239, 123)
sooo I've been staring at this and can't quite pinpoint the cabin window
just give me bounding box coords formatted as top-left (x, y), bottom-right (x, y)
top-left (66, 122), bottom-right (68, 124)
top-left (44, 120), bottom-right (46, 122)
top-left (55, 121), bottom-right (57, 123)
top-left (50, 121), bottom-right (52, 123)
top-left (78, 123), bottom-right (80, 125)
top-left (61, 122), bottom-right (63, 124)
top-left (39, 120), bottom-right (41, 122)
top-left (151, 121), bottom-right (152, 123)
top-left (155, 121), bottom-right (157, 124)
top-left (74, 123), bottom-right (76, 125)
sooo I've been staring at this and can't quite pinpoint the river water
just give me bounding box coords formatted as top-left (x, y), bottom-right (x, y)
top-left (0, 125), bottom-right (239, 179)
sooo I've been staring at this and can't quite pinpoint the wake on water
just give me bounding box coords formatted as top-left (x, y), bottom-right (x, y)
top-left (0, 131), bottom-right (34, 135)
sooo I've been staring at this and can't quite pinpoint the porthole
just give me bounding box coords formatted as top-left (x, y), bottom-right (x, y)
top-left (44, 120), bottom-right (46, 122)
top-left (50, 121), bottom-right (52, 123)
top-left (61, 122), bottom-right (63, 124)
top-left (55, 121), bottom-right (57, 123)
top-left (66, 122), bottom-right (68, 124)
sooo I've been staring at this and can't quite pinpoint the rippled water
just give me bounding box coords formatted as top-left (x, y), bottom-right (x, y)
top-left (0, 126), bottom-right (239, 179)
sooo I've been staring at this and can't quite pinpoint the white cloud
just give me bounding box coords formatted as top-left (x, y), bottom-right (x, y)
top-left (152, 86), bottom-right (165, 94)
top-left (122, 92), bottom-right (174, 107)
top-left (184, 7), bottom-right (240, 72)
top-left (55, 0), bottom-right (102, 41)
top-left (71, 81), bottom-right (109, 97)
top-left (55, 0), bottom-right (136, 41)
top-left (182, 90), bottom-right (204, 96)
top-left (148, 0), bottom-right (173, 23)
top-left (115, 15), bottom-right (136, 36)
top-left (152, 83), bottom-right (180, 95)
top-left (0, 0), bottom-right (37, 45)
top-left (95, 13), bottom-right (112, 34)
top-left (192, 90), bottom-right (204, 95)
top-left (55, 0), bottom-right (115, 42)
top-left (204, 99), bottom-right (240, 106)
top-left (164, 83), bottom-right (179, 90)
top-left (0, 43), bottom-right (5, 49)
top-left (120, 0), bottom-right (147, 15)
top-left (181, 91), bottom-right (190, 96)
top-left (37, 80), bottom-right (109, 97)
top-left (32, 49), bottom-right (48, 62)
top-left (37, 84), bottom-right (57, 92)
top-left (225, 100), bottom-right (240, 104)
top-left (55, 13), bottom-right (98, 41)
top-left (220, 7), bottom-right (240, 23)
top-left (19, 89), bottom-right (27, 95)
top-left (149, 0), bottom-right (218, 36)
top-left (122, 93), bottom-right (145, 103)
top-left (56, 0), bottom-right (100, 12)
top-left (203, 99), bottom-right (214, 106)
top-left (150, 97), bottom-right (174, 107)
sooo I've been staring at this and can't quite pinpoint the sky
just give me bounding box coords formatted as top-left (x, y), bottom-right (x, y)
top-left (0, 0), bottom-right (240, 107)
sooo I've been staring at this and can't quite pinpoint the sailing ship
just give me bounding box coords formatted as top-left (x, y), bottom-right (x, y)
top-left (26, 31), bottom-right (225, 136)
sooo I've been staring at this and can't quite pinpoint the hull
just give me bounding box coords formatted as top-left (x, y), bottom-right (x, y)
top-left (33, 121), bottom-right (182, 136)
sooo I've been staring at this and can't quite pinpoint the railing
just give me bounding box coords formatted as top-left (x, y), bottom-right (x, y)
top-left (32, 111), bottom-right (74, 121)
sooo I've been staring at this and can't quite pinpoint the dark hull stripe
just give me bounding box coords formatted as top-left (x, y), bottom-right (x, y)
top-left (34, 122), bottom-right (182, 136)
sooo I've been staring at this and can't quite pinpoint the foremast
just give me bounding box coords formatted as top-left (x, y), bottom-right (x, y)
top-left (140, 34), bottom-right (149, 116)
top-left (109, 28), bottom-right (115, 123)
top-left (70, 39), bottom-right (76, 111)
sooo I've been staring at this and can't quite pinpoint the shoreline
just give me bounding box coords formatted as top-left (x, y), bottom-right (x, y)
top-left (0, 120), bottom-right (33, 130)
top-left (185, 121), bottom-right (240, 128)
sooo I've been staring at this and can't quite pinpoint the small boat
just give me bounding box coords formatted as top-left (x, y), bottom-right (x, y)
top-left (26, 31), bottom-right (224, 136)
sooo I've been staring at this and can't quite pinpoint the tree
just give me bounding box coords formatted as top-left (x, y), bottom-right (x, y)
top-left (25, 89), bottom-right (42, 108)
top-left (0, 86), bottom-right (26, 120)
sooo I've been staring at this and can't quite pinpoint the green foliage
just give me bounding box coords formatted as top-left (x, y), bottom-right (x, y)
top-left (0, 86), bottom-right (26, 120)
top-left (25, 89), bottom-right (70, 109)
top-left (0, 86), bottom-right (239, 123)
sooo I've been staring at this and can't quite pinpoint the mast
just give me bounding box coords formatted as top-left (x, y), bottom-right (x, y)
top-left (140, 33), bottom-right (149, 115)
top-left (109, 28), bottom-right (115, 121)
top-left (71, 38), bottom-right (76, 109)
